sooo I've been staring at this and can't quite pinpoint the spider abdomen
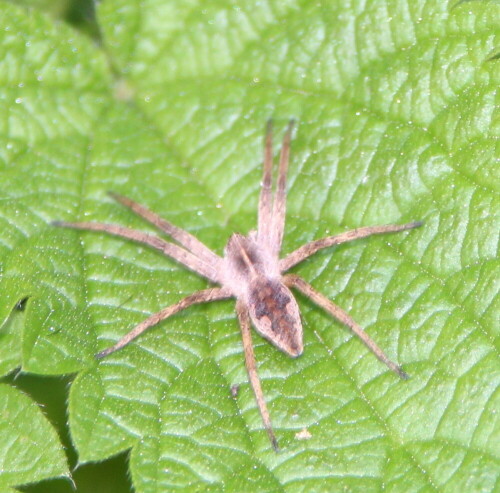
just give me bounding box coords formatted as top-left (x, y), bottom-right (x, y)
top-left (248, 276), bottom-right (303, 358)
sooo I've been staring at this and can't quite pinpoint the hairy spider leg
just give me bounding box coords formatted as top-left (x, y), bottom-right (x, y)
top-left (284, 274), bottom-right (409, 379)
top-left (270, 120), bottom-right (294, 257)
top-left (96, 287), bottom-right (232, 358)
top-left (257, 120), bottom-right (274, 244)
top-left (236, 299), bottom-right (280, 451)
top-left (53, 221), bottom-right (219, 282)
top-left (281, 221), bottom-right (423, 272)
top-left (107, 192), bottom-right (222, 267)
top-left (257, 120), bottom-right (294, 256)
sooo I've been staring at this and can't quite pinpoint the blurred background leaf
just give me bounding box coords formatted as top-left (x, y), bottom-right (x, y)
top-left (0, 0), bottom-right (498, 491)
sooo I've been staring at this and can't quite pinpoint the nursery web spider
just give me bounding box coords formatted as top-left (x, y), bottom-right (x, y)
top-left (54, 121), bottom-right (421, 451)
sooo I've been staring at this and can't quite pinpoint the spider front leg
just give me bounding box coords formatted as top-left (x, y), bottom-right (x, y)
top-left (96, 287), bottom-right (232, 358)
top-left (257, 120), bottom-right (274, 244)
top-left (236, 299), bottom-right (279, 451)
top-left (284, 274), bottom-right (409, 379)
top-left (270, 120), bottom-right (294, 255)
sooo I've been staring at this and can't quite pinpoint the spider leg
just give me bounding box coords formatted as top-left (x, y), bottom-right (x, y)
top-left (270, 120), bottom-right (294, 256)
top-left (280, 221), bottom-right (422, 272)
top-left (108, 192), bottom-right (222, 266)
top-left (257, 120), bottom-right (274, 244)
top-left (96, 287), bottom-right (231, 358)
top-left (236, 299), bottom-right (280, 451)
top-left (284, 274), bottom-right (409, 379)
top-left (53, 221), bottom-right (220, 283)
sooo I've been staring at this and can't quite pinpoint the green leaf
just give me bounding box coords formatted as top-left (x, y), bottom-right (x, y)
top-left (0, 1), bottom-right (498, 492)
top-left (0, 384), bottom-right (69, 489)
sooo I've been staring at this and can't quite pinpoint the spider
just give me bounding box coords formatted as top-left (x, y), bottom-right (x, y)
top-left (54, 121), bottom-right (421, 451)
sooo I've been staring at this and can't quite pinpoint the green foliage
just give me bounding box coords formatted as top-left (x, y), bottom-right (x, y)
top-left (0, 0), bottom-right (498, 491)
top-left (0, 384), bottom-right (69, 488)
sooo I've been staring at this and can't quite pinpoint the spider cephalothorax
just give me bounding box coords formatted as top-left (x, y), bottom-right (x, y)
top-left (54, 121), bottom-right (421, 450)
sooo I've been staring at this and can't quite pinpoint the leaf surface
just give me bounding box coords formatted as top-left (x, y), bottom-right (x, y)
top-left (0, 384), bottom-right (69, 489)
top-left (0, 1), bottom-right (498, 491)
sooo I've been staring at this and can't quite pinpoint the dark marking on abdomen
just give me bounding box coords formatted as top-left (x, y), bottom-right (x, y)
top-left (251, 279), bottom-right (293, 333)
